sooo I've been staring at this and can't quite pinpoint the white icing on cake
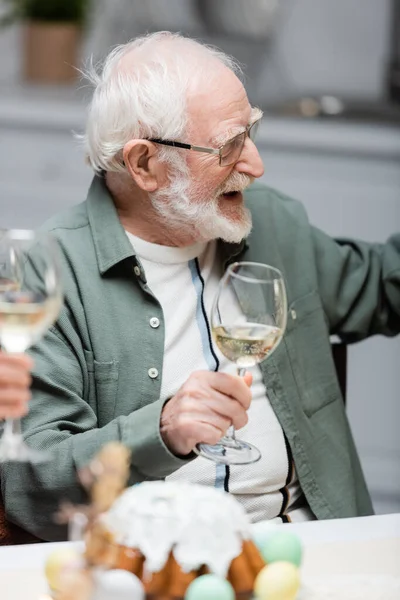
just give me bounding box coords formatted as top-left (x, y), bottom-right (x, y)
top-left (101, 481), bottom-right (251, 577)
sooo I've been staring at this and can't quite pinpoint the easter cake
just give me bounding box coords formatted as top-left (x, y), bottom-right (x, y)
top-left (84, 481), bottom-right (265, 599)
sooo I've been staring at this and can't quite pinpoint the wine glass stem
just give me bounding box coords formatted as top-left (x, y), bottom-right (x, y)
top-left (224, 367), bottom-right (247, 443)
top-left (225, 425), bottom-right (236, 442)
top-left (3, 417), bottom-right (22, 439)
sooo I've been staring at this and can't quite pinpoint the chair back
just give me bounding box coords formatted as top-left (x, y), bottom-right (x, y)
top-left (331, 342), bottom-right (347, 404)
top-left (0, 491), bottom-right (43, 545)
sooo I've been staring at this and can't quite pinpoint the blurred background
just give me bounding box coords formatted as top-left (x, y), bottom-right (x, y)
top-left (0, 0), bottom-right (399, 514)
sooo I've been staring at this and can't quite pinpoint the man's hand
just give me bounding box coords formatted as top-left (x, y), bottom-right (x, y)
top-left (0, 353), bottom-right (33, 419)
top-left (160, 370), bottom-right (252, 456)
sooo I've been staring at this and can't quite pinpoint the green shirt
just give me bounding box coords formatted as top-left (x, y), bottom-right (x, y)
top-left (2, 176), bottom-right (399, 540)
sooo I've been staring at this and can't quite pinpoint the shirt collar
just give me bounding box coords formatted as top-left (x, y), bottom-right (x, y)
top-left (86, 175), bottom-right (136, 275)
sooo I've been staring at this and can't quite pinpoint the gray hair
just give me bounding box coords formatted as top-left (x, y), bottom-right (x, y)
top-left (82, 31), bottom-right (242, 173)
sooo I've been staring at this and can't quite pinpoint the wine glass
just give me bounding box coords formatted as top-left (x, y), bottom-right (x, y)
top-left (197, 261), bottom-right (287, 465)
top-left (0, 230), bottom-right (63, 462)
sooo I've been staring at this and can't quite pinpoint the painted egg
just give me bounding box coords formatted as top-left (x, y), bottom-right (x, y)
top-left (254, 561), bottom-right (300, 600)
top-left (92, 569), bottom-right (145, 600)
top-left (44, 547), bottom-right (83, 592)
top-left (261, 530), bottom-right (303, 566)
top-left (185, 574), bottom-right (235, 600)
top-left (251, 520), bottom-right (280, 552)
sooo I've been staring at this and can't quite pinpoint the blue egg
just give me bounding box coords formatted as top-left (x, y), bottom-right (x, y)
top-left (185, 575), bottom-right (235, 600)
top-left (261, 530), bottom-right (303, 567)
top-left (251, 521), bottom-right (280, 552)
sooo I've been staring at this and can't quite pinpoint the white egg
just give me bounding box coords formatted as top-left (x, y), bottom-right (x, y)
top-left (92, 569), bottom-right (145, 600)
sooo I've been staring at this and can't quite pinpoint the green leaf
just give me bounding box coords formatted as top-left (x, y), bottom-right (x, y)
top-left (2, 0), bottom-right (90, 24)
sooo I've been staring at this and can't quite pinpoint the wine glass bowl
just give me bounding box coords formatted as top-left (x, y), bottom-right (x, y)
top-left (0, 230), bottom-right (63, 462)
top-left (196, 261), bottom-right (287, 465)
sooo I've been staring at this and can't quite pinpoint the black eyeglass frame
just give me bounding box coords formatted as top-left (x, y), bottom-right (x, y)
top-left (148, 117), bottom-right (262, 167)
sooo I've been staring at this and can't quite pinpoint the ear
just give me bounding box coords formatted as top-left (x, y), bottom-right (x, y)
top-left (122, 140), bottom-right (165, 192)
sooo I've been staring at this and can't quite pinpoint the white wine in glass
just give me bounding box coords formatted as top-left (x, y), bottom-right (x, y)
top-left (212, 323), bottom-right (283, 368)
top-left (0, 230), bottom-right (63, 462)
top-left (196, 261), bottom-right (287, 465)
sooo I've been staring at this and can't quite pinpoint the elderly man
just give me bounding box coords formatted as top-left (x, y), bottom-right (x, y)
top-left (1, 32), bottom-right (399, 541)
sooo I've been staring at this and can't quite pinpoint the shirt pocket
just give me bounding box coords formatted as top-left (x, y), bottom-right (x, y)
top-left (83, 349), bottom-right (119, 427)
top-left (285, 290), bottom-right (342, 417)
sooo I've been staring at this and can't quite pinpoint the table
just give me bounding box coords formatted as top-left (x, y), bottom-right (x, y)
top-left (0, 513), bottom-right (399, 599)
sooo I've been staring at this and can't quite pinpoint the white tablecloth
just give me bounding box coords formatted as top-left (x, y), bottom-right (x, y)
top-left (0, 513), bottom-right (399, 599)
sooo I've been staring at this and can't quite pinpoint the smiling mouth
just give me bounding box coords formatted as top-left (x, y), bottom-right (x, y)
top-left (222, 190), bottom-right (242, 198)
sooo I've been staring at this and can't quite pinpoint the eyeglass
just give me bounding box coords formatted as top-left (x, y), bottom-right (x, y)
top-left (148, 117), bottom-right (262, 167)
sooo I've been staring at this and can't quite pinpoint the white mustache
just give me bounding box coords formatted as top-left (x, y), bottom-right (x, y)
top-left (218, 173), bottom-right (254, 195)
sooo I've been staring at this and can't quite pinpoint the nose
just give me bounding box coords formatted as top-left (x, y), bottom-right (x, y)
top-left (234, 138), bottom-right (264, 179)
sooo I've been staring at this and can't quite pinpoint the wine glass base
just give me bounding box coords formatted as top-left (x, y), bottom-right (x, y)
top-left (0, 437), bottom-right (50, 464)
top-left (195, 439), bottom-right (261, 465)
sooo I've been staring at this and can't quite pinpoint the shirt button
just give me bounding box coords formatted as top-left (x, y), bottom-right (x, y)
top-left (133, 266), bottom-right (141, 277)
top-left (148, 367), bottom-right (159, 379)
top-left (149, 317), bottom-right (160, 328)
top-left (291, 309), bottom-right (297, 320)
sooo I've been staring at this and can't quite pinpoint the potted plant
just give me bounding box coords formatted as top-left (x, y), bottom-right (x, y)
top-left (1, 0), bottom-right (89, 83)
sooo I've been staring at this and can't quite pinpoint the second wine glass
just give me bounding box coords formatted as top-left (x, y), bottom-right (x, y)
top-left (196, 261), bottom-right (287, 465)
top-left (0, 230), bottom-right (63, 462)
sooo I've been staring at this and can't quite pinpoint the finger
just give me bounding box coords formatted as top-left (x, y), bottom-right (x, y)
top-left (195, 422), bottom-right (230, 446)
top-left (0, 353), bottom-right (34, 370)
top-left (243, 371), bottom-right (253, 387)
top-left (0, 404), bottom-right (29, 419)
top-left (0, 389), bottom-right (31, 406)
top-left (160, 411), bottom-right (228, 453)
top-left (170, 404), bottom-right (232, 436)
top-left (201, 371), bottom-right (252, 410)
top-left (181, 374), bottom-right (251, 418)
top-left (183, 419), bottom-right (228, 447)
top-left (0, 365), bottom-right (32, 388)
top-left (192, 393), bottom-right (248, 430)
top-left (192, 407), bottom-right (233, 434)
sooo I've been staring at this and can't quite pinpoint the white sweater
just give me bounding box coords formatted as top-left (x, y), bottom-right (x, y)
top-left (127, 232), bottom-right (314, 523)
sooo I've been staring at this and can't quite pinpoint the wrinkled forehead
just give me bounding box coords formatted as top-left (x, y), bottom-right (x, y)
top-left (186, 63), bottom-right (251, 143)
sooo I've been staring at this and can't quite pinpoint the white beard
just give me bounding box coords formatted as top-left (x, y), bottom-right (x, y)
top-left (149, 163), bottom-right (253, 243)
